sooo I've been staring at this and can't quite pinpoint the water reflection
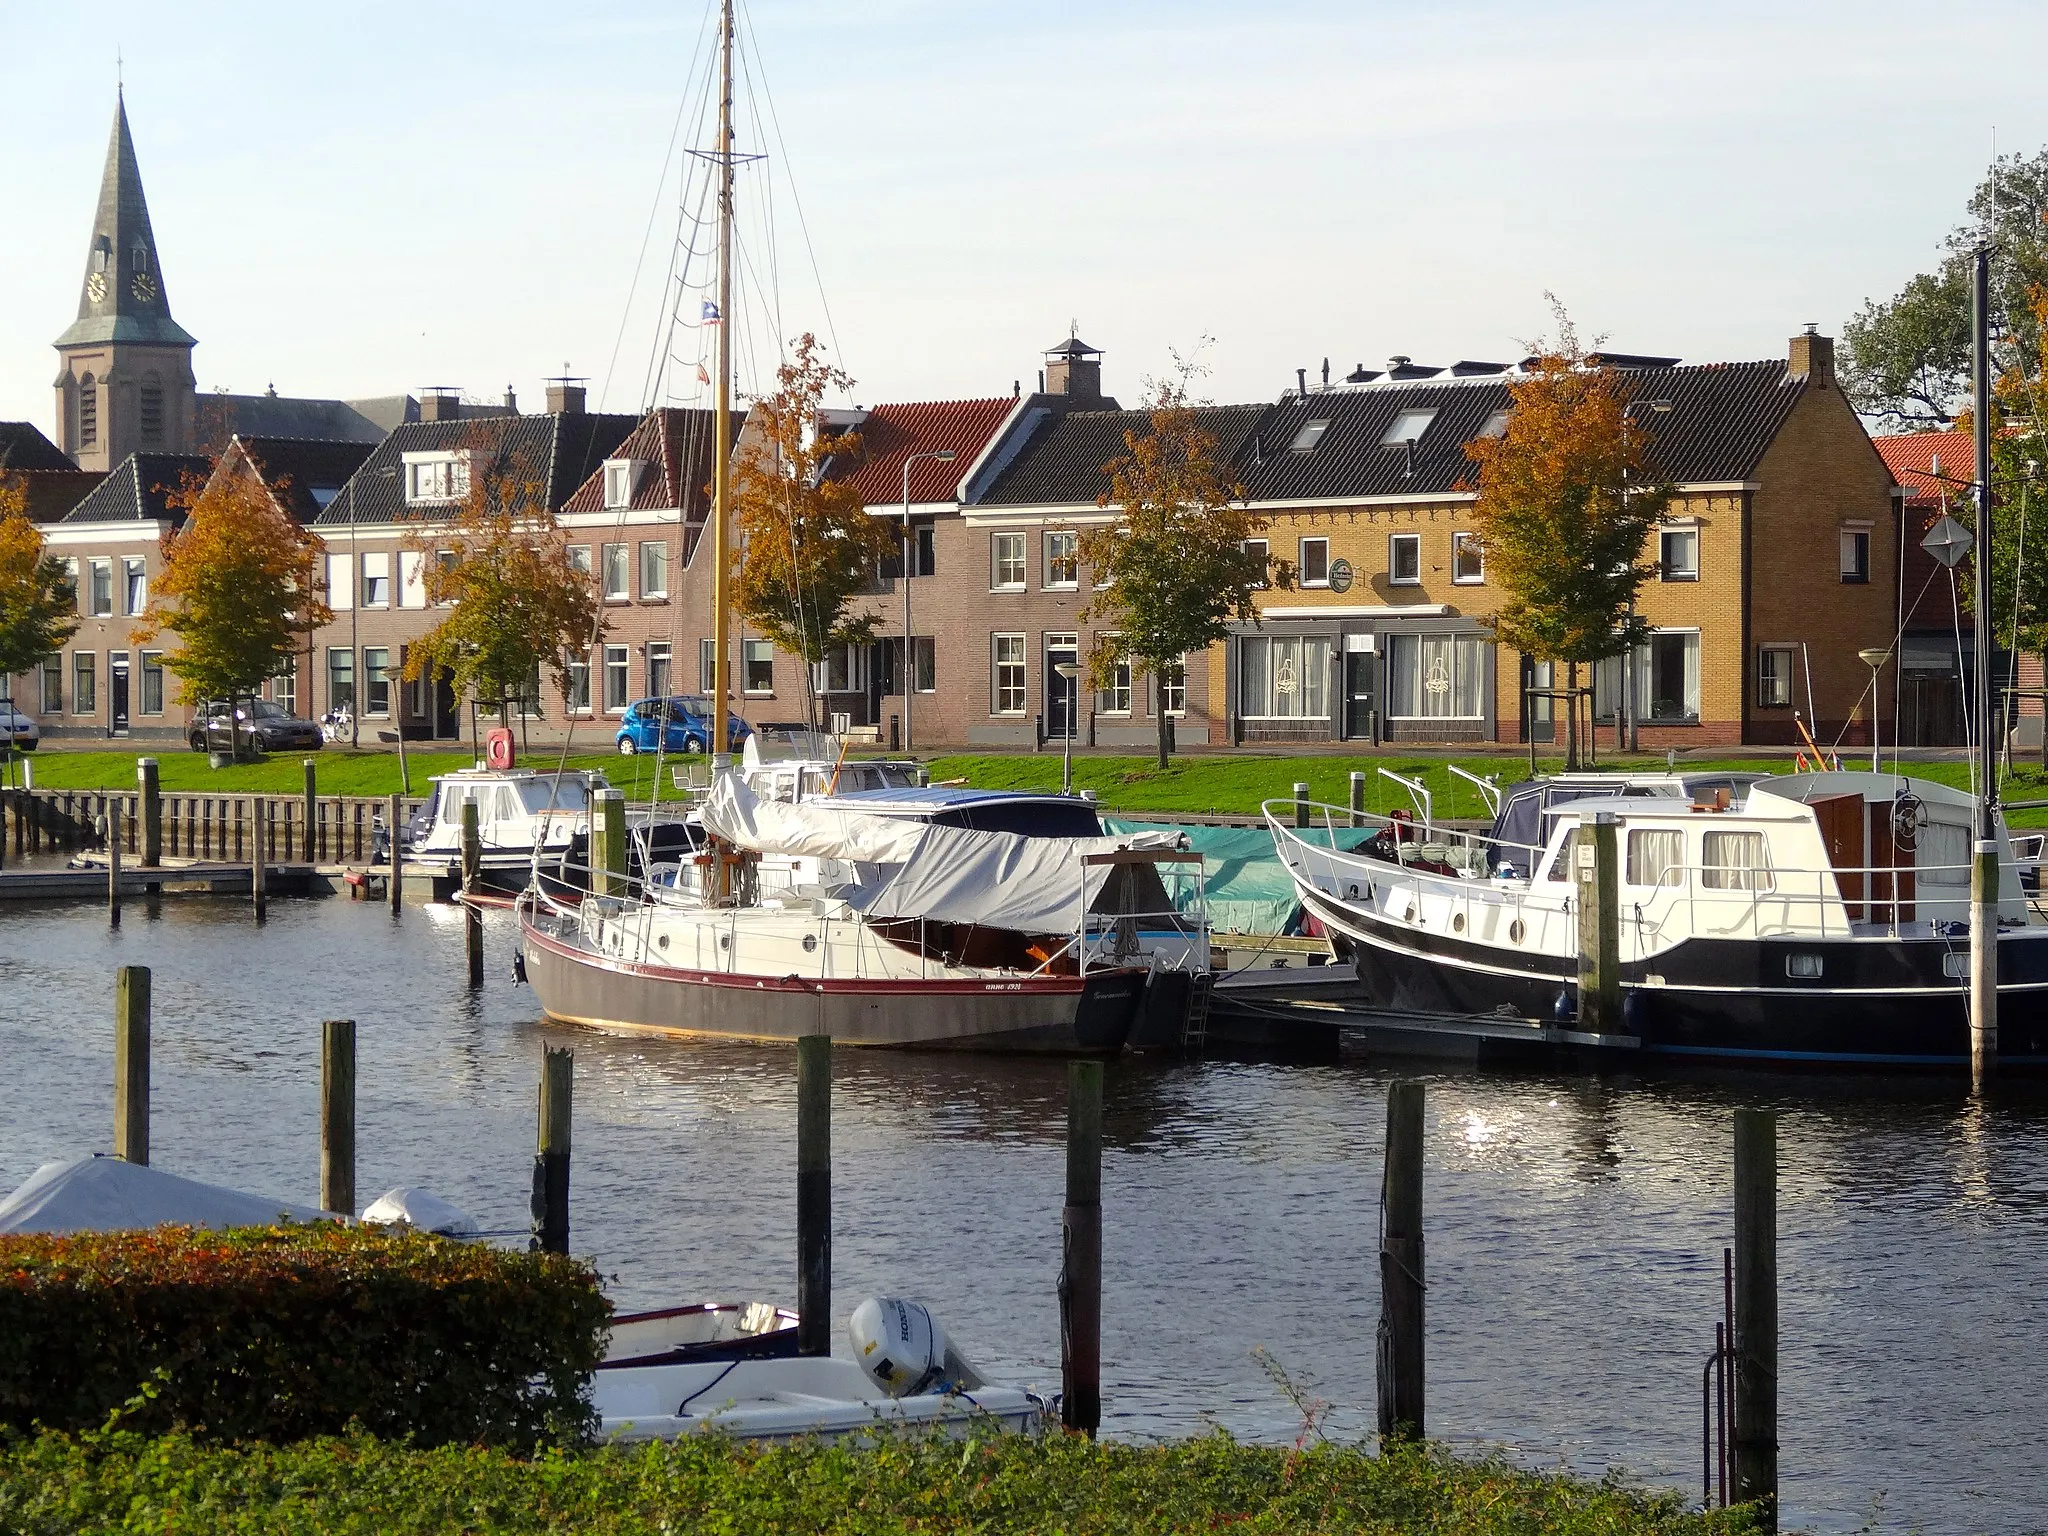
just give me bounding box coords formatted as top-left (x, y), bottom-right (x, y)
top-left (2, 896), bottom-right (2046, 1533)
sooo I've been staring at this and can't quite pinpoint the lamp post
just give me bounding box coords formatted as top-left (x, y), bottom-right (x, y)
top-left (1054, 661), bottom-right (1079, 793)
top-left (1858, 647), bottom-right (1890, 773)
top-left (900, 448), bottom-right (956, 751)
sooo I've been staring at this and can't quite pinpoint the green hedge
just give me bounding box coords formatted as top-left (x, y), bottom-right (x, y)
top-left (0, 1224), bottom-right (607, 1448)
top-left (0, 1427), bottom-right (1756, 1535)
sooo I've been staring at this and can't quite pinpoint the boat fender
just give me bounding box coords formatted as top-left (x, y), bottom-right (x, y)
top-left (512, 947), bottom-right (528, 985)
top-left (1552, 989), bottom-right (1574, 1024)
top-left (1621, 986), bottom-right (1649, 1035)
top-left (848, 1296), bottom-right (987, 1398)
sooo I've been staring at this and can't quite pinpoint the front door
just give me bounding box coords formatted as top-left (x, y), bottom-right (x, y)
top-left (433, 673), bottom-right (459, 739)
top-left (1046, 634), bottom-right (1078, 739)
top-left (109, 652), bottom-right (130, 735)
top-left (1344, 639), bottom-right (1376, 741)
top-left (1811, 792), bottom-right (1866, 919)
top-left (1520, 656), bottom-right (1554, 744)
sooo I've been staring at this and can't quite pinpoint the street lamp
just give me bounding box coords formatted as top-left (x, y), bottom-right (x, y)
top-left (900, 448), bottom-right (956, 752)
top-left (1054, 661), bottom-right (1079, 793)
top-left (1858, 647), bottom-right (1890, 773)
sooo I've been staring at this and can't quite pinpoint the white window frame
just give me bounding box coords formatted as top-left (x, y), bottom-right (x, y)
top-left (363, 646), bottom-right (392, 718)
top-left (1156, 662), bottom-right (1187, 718)
top-left (990, 532), bottom-right (1026, 591)
top-left (361, 551), bottom-right (391, 609)
top-left (1660, 527), bottom-right (1700, 582)
top-left (601, 543), bottom-right (630, 602)
top-left (1242, 537), bottom-right (1269, 589)
top-left (88, 558), bottom-right (113, 617)
top-left (39, 655), bottom-right (62, 714)
top-left (1381, 408), bottom-right (1437, 447)
top-left (566, 655), bottom-right (592, 714)
top-left (1236, 634), bottom-right (1331, 721)
top-left (1044, 531), bottom-right (1079, 590)
top-left (1757, 645), bottom-right (1795, 709)
top-left (991, 632), bottom-right (1027, 715)
top-left (602, 644), bottom-right (630, 713)
top-left (603, 459), bottom-right (643, 510)
top-left (326, 647), bottom-right (354, 713)
top-left (122, 556), bottom-right (147, 615)
top-left (647, 640), bottom-right (673, 698)
top-left (700, 638), bottom-right (717, 692)
top-left (1298, 537), bottom-right (1330, 588)
top-left (1388, 532), bottom-right (1421, 585)
top-left (401, 451), bottom-right (470, 506)
top-left (72, 650), bottom-right (97, 715)
top-left (139, 650), bottom-right (165, 716)
top-left (1095, 635), bottom-right (1132, 715)
top-left (639, 541), bottom-right (668, 600)
top-left (1451, 531), bottom-right (1484, 585)
top-left (435, 549), bottom-right (458, 607)
top-left (399, 550), bottom-right (427, 608)
top-left (326, 553), bottom-right (353, 611)
top-left (743, 638), bottom-right (774, 695)
top-left (1840, 527), bottom-right (1870, 584)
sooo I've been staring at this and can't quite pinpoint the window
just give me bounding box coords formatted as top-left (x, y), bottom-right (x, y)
top-left (1289, 418), bottom-right (1332, 454)
top-left (363, 647), bottom-right (391, 717)
top-left (399, 551), bottom-right (427, 608)
top-left (1386, 633), bottom-right (1485, 719)
top-left (1451, 532), bottom-right (1483, 584)
top-left (1477, 408), bottom-right (1512, 440)
top-left (269, 660), bottom-right (293, 715)
top-left (647, 641), bottom-right (672, 698)
top-left (88, 559), bottom-right (113, 617)
top-left (1299, 537), bottom-right (1330, 587)
top-left (603, 645), bottom-right (630, 712)
top-left (72, 652), bottom-right (96, 715)
top-left (1237, 635), bottom-right (1331, 719)
top-left (1044, 531), bottom-right (1079, 588)
top-left (566, 654), bottom-right (592, 714)
top-left (1757, 646), bottom-right (1795, 708)
top-left (817, 644), bottom-right (865, 693)
top-left (1389, 532), bottom-right (1421, 584)
top-left (639, 542), bottom-right (668, 599)
top-left (61, 557), bottom-right (79, 613)
top-left (1660, 528), bottom-right (1699, 581)
top-left (568, 544), bottom-right (591, 577)
top-left (139, 652), bottom-right (164, 715)
top-left (991, 533), bottom-right (1026, 589)
top-left (1242, 538), bottom-right (1269, 588)
top-left (326, 553), bottom-right (353, 611)
top-left (603, 460), bottom-right (641, 509)
top-left (1381, 408), bottom-right (1437, 447)
top-left (78, 373), bottom-right (96, 447)
top-left (361, 552), bottom-right (390, 608)
top-left (1157, 662), bottom-right (1186, 717)
top-left (1644, 631), bottom-right (1700, 723)
top-left (992, 633), bottom-right (1027, 714)
top-left (39, 656), bottom-right (61, 714)
top-left (123, 557), bottom-right (146, 614)
top-left (602, 544), bottom-right (630, 600)
top-left (435, 550), bottom-right (458, 605)
top-left (1702, 830), bottom-right (1773, 891)
top-left (403, 453), bottom-right (470, 505)
top-left (327, 648), bottom-right (354, 713)
top-left (1840, 529), bottom-right (1870, 584)
top-left (699, 638), bottom-right (718, 691)
top-left (140, 376), bottom-right (164, 444)
top-left (909, 636), bottom-right (936, 693)
top-left (1095, 637), bottom-right (1131, 714)
top-left (743, 639), bottom-right (774, 694)
top-left (912, 524), bottom-right (936, 577)
top-left (1627, 828), bottom-right (1684, 888)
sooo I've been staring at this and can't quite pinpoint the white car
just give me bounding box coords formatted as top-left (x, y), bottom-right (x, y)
top-left (0, 704), bottom-right (39, 752)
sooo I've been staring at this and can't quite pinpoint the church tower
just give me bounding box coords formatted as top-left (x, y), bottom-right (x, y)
top-left (52, 91), bottom-right (198, 472)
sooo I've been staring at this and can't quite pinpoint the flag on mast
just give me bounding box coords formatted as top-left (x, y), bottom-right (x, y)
top-left (696, 361), bottom-right (711, 386)
top-left (701, 298), bottom-right (722, 325)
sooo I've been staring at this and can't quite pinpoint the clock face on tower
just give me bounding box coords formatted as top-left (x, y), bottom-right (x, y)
top-left (131, 272), bottom-right (157, 303)
top-left (86, 272), bottom-right (107, 302)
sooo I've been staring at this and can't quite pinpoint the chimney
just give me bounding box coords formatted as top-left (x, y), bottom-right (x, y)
top-left (504, 385), bottom-right (519, 413)
top-left (1043, 334), bottom-right (1103, 404)
top-left (1296, 367), bottom-right (1308, 399)
top-left (419, 387), bottom-right (462, 423)
top-left (546, 376), bottom-right (588, 415)
top-left (1788, 324), bottom-right (1835, 391)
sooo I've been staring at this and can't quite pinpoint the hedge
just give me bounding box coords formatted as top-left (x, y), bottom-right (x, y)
top-left (0, 1224), bottom-right (607, 1448)
top-left (0, 1427), bottom-right (1757, 1535)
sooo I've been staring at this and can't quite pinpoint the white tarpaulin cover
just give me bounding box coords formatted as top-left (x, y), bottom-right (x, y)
top-left (699, 775), bottom-right (1183, 933)
top-left (0, 1155), bottom-right (334, 1234)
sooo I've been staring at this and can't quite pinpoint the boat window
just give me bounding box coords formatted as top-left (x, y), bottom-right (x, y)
top-left (1544, 827), bottom-right (1581, 881)
top-left (932, 801), bottom-right (1104, 837)
top-left (494, 786), bottom-right (523, 823)
top-left (518, 778), bottom-right (589, 814)
top-left (1626, 829), bottom-right (1684, 887)
top-left (1916, 821), bottom-right (1970, 885)
top-left (1701, 830), bottom-right (1772, 891)
top-left (1786, 954), bottom-right (1823, 978)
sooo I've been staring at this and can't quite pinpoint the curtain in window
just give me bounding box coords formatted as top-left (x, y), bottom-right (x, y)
top-left (1238, 636), bottom-right (1329, 718)
top-left (1388, 634), bottom-right (1482, 719)
top-left (1627, 829), bottom-right (1684, 887)
top-left (1702, 830), bottom-right (1771, 890)
top-left (1916, 821), bottom-right (1970, 885)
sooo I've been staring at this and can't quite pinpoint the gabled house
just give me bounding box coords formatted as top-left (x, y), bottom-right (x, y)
top-left (1872, 430), bottom-right (1976, 747)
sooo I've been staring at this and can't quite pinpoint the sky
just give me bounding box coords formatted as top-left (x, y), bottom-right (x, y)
top-left (3, 0), bottom-right (2047, 433)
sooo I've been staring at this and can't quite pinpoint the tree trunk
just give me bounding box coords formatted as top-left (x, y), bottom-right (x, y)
top-left (1565, 660), bottom-right (1581, 772)
top-left (1155, 666), bottom-right (1174, 771)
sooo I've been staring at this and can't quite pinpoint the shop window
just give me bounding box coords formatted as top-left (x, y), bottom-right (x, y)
top-left (1385, 633), bottom-right (1485, 720)
top-left (1237, 635), bottom-right (1331, 719)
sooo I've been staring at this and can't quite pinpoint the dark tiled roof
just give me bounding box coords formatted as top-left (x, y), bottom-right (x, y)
top-left (835, 398), bottom-right (1018, 505)
top-left (201, 394), bottom-right (391, 445)
top-left (313, 411), bottom-right (638, 527)
top-left (225, 436), bottom-right (379, 522)
top-left (0, 422), bottom-right (76, 472)
top-left (977, 404), bottom-right (1271, 506)
top-left (62, 453), bottom-right (211, 524)
top-left (18, 471), bottom-right (105, 524)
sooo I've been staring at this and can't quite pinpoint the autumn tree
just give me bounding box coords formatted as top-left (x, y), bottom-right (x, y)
top-left (134, 468), bottom-right (330, 737)
top-left (0, 476), bottom-right (80, 710)
top-left (733, 334), bottom-right (894, 727)
top-left (1081, 371), bottom-right (1284, 769)
top-left (1463, 308), bottom-right (1671, 769)
top-left (403, 446), bottom-right (599, 721)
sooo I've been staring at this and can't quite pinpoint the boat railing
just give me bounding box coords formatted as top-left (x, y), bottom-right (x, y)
top-left (1622, 856), bottom-right (1980, 948)
top-left (1262, 796), bottom-right (1548, 881)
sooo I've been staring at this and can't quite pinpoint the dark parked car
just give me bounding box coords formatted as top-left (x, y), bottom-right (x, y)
top-left (188, 699), bottom-right (325, 753)
top-left (614, 696), bottom-right (750, 755)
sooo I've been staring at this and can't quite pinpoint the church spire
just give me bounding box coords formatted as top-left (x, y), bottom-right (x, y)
top-left (54, 92), bottom-right (195, 350)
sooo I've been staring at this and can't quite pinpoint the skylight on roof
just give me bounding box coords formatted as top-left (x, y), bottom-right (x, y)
top-left (309, 486), bottom-right (341, 509)
top-left (1289, 419), bottom-right (1332, 454)
top-left (1477, 409), bottom-right (1511, 440)
top-left (1380, 408), bottom-right (1437, 448)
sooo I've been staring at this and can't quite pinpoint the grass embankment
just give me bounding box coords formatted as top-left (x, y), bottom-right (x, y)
top-left (0, 1429), bottom-right (1751, 1535)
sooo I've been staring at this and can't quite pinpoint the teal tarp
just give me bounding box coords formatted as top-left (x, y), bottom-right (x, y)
top-left (1100, 819), bottom-right (1375, 936)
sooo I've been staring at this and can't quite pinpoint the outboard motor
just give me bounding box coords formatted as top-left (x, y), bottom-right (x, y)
top-left (848, 1297), bottom-right (987, 1397)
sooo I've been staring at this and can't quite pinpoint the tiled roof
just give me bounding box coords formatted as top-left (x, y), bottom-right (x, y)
top-left (225, 436), bottom-right (379, 522)
top-left (18, 470), bottom-right (106, 524)
top-left (837, 399), bottom-right (1019, 505)
top-left (977, 404), bottom-right (1270, 507)
top-left (62, 453), bottom-right (211, 524)
top-left (202, 395), bottom-right (392, 445)
top-left (0, 422), bottom-right (76, 473)
top-left (312, 411), bottom-right (638, 527)
top-left (1874, 430), bottom-right (1968, 507)
top-left (560, 408), bottom-right (730, 516)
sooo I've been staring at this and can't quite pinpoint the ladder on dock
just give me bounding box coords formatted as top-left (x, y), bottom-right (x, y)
top-left (1181, 971), bottom-right (1215, 1056)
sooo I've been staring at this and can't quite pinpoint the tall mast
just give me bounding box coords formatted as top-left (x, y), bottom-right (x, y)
top-left (1969, 245), bottom-right (1998, 1085)
top-left (709, 0), bottom-right (736, 773)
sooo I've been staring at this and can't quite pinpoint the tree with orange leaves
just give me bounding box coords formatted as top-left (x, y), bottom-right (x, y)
top-left (133, 468), bottom-right (330, 713)
top-left (1463, 305), bottom-right (1670, 768)
top-left (0, 476), bottom-right (80, 699)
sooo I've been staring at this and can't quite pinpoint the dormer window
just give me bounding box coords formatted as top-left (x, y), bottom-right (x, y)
top-left (1289, 419), bottom-right (1332, 454)
top-left (1381, 408), bottom-right (1437, 448)
top-left (603, 459), bottom-right (644, 510)
top-left (1477, 409), bottom-right (1512, 440)
top-left (403, 452), bottom-right (471, 505)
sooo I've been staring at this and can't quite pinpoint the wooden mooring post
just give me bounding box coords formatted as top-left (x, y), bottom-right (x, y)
top-left (1350, 770), bottom-right (1366, 828)
top-left (1377, 1078), bottom-right (1425, 1440)
top-left (531, 1047), bottom-right (572, 1254)
top-left (252, 801), bottom-right (267, 920)
top-left (138, 758), bottom-right (161, 867)
top-left (1060, 1058), bottom-right (1104, 1436)
top-left (106, 805), bottom-right (122, 927)
top-left (1732, 1109), bottom-right (1778, 1528)
top-left (322, 1019), bottom-right (356, 1216)
top-left (1293, 781), bottom-right (1311, 830)
top-left (796, 1032), bottom-right (832, 1356)
top-left (1575, 810), bottom-right (1621, 1032)
top-left (303, 759), bottom-right (318, 861)
top-left (387, 792), bottom-right (403, 913)
top-left (593, 788), bottom-right (628, 898)
top-left (115, 966), bottom-right (150, 1164)
top-left (462, 800), bottom-right (484, 987)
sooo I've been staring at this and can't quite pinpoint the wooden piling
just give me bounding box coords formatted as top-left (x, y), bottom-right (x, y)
top-left (1293, 780), bottom-right (1311, 831)
top-left (1575, 812), bottom-right (1622, 1032)
top-left (252, 801), bottom-right (267, 919)
top-left (796, 1032), bottom-right (832, 1356)
top-left (107, 806), bottom-right (122, 927)
top-left (387, 793), bottom-right (403, 912)
top-left (138, 758), bottom-right (161, 867)
top-left (593, 788), bottom-right (628, 898)
top-left (531, 1047), bottom-right (572, 1254)
top-left (462, 800), bottom-right (484, 986)
top-left (1377, 1078), bottom-right (1425, 1440)
top-left (1350, 770), bottom-right (1366, 828)
top-left (1060, 1058), bottom-right (1104, 1436)
top-left (1732, 1109), bottom-right (1778, 1527)
top-left (321, 1020), bottom-right (356, 1216)
top-left (303, 760), bottom-right (318, 860)
top-left (115, 966), bottom-right (150, 1165)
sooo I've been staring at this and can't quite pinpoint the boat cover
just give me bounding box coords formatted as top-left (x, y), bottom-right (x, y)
top-left (0, 1154), bottom-right (333, 1234)
top-left (701, 774), bottom-right (1180, 933)
top-left (1103, 819), bottom-right (1378, 935)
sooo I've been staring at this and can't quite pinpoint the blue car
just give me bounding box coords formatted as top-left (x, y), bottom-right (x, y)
top-left (615, 696), bottom-right (750, 756)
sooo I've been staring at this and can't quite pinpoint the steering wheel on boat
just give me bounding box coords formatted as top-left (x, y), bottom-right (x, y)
top-left (1891, 790), bottom-right (1926, 852)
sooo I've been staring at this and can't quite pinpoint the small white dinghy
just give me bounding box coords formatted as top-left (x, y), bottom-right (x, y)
top-left (0, 1155), bottom-right (334, 1233)
top-left (595, 1297), bottom-right (1044, 1443)
top-left (602, 1301), bottom-right (800, 1368)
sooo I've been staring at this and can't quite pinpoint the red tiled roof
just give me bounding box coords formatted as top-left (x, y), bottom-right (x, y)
top-left (836, 398), bottom-right (1018, 506)
top-left (1874, 429), bottom-right (1970, 507)
top-left (561, 407), bottom-right (731, 518)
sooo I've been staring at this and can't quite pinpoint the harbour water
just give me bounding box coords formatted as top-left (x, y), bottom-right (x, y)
top-left (3, 894), bottom-right (2045, 1534)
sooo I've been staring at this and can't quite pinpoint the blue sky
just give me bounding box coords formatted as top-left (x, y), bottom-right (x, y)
top-left (3, 0), bottom-right (2046, 431)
